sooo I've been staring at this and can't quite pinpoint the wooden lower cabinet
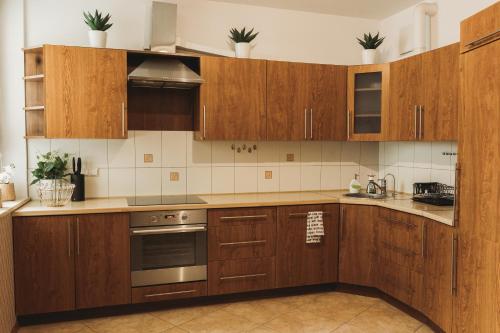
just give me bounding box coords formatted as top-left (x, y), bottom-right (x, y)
top-left (13, 216), bottom-right (75, 315)
top-left (338, 204), bottom-right (376, 286)
top-left (132, 281), bottom-right (207, 304)
top-left (276, 204), bottom-right (339, 288)
top-left (75, 213), bottom-right (130, 309)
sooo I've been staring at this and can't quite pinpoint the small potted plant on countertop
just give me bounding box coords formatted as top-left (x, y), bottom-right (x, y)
top-left (84, 9), bottom-right (113, 48)
top-left (0, 162), bottom-right (16, 202)
top-left (229, 27), bottom-right (259, 58)
top-left (357, 32), bottom-right (385, 64)
top-left (31, 151), bottom-right (75, 207)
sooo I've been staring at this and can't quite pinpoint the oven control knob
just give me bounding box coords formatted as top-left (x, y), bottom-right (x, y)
top-left (150, 215), bottom-right (160, 223)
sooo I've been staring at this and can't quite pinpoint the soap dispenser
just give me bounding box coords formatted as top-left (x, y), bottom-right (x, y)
top-left (349, 174), bottom-right (362, 193)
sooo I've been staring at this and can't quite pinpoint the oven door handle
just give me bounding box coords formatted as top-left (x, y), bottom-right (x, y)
top-left (130, 225), bottom-right (207, 235)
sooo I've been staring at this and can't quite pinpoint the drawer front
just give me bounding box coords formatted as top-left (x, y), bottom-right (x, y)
top-left (131, 281), bottom-right (207, 304)
top-left (208, 222), bottom-right (276, 260)
top-left (376, 258), bottom-right (412, 305)
top-left (208, 207), bottom-right (276, 227)
top-left (208, 257), bottom-right (275, 295)
top-left (378, 209), bottom-right (424, 272)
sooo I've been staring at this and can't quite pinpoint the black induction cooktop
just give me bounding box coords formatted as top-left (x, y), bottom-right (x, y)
top-left (126, 195), bottom-right (207, 206)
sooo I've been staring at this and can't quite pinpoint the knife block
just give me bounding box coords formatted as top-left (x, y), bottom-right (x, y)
top-left (70, 174), bottom-right (85, 201)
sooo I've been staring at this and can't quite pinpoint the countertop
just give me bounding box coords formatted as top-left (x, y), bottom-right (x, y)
top-left (12, 191), bottom-right (455, 226)
top-left (0, 198), bottom-right (30, 218)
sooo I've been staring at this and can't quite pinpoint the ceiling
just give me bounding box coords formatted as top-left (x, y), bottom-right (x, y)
top-left (210, 0), bottom-right (422, 19)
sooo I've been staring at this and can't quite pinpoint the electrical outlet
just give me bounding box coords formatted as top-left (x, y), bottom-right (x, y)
top-left (170, 171), bottom-right (179, 181)
top-left (144, 154), bottom-right (154, 163)
top-left (286, 153), bottom-right (295, 162)
top-left (264, 171), bottom-right (273, 179)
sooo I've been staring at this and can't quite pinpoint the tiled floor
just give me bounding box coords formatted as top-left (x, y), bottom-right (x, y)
top-left (18, 291), bottom-right (434, 333)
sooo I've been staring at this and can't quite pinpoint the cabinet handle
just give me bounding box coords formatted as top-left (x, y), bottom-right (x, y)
top-left (418, 105), bottom-right (423, 140)
top-left (453, 163), bottom-right (460, 227)
top-left (144, 290), bottom-right (197, 298)
top-left (76, 217), bottom-right (80, 256)
top-left (340, 206), bottom-right (346, 240)
top-left (421, 223), bottom-right (426, 258)
top-left (220, 273), bottom-right (267, 281)
top-left (465, 29), bottom-right (500, 48)
top-left (304, 108), bottom-right (308, 140)
top-left (451, 234), bottom-right (458, 295)
top-left (121, 102), bottom-right (125, 137)
top-left (310, 108), bottom-right (313, 139)
top-left (67, 221), bottom-right (72, 258)
top-left (219, 240), bottom-right (267, 247)
top-left (219, 214), bottom-right (268, 221)
top-left (414, 105), bottom-right (418, 140)
top-left (288, 212), bottom-right (330, 218)
top-left (347, 110), bottom-right (350, 140)
top-left (203, 105), bottom-right (206, 139)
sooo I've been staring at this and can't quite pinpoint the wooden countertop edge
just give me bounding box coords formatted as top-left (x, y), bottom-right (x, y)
top-left (0, 198), bottom-right (31, 218)
top-left (11, 194), bottom-right (453, 226)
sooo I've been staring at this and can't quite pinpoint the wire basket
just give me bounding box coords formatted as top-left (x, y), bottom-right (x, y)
top-left (38, 179), bottom-right (75, 207)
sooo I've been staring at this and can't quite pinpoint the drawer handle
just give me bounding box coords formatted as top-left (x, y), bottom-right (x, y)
top-left (288, 212), bottom-right (330, 218)
top-left (219, 214), bottom-right (268, 221)
top-left (465, 29), bottom-right (500, 48)
top-left (219, 240), bottom-right (267, 247)
top-left (387, 218), bottom-right (417, 229)
top-left (219, 273), bottom-right (267, 281)
top-left (144, 289), bottom-right (197, 298)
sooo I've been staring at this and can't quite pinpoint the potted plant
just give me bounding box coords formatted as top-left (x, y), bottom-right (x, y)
top-left (357, 32), bottom-right (385, 64)
top-left (0, 162), bottom-right (16, 201)
top-left (31, 152), bottom-right (75, 207)
top-left (229, 27), bottom-right (259, 58)
top-left (84, 10), bottom-right (113, 48)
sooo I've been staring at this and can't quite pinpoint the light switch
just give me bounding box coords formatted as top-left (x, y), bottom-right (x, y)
top-left (264, 171), bottom-right (273, 179)
top-left (170, 171), bottom-right (179, 181)
top-left (286, 153), bottom-right (295, 162)
top-left (144, 154), bottom-right (154, 163)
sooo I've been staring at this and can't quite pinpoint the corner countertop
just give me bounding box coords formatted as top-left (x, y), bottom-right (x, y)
top-left (0, 198), bottom-right (30, 218)
top-left (12, 191), bottom-right (454, 226)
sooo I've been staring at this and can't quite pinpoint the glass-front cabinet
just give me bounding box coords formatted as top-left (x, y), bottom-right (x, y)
top-left (347, 64), bottom-right (389, 141)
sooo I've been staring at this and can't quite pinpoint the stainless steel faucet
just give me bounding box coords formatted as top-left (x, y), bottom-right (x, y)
top-left (382, 173), bottom-right (396, 198)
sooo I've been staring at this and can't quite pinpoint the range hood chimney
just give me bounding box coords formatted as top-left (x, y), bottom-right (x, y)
top-left (145, 1), bottom-right (178, 53)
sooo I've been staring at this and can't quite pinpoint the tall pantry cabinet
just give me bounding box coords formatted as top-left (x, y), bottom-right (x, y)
top-left (455, 2), bottom-right (500, 332)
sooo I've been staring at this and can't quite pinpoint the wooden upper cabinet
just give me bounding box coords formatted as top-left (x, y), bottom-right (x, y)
top-left (199, 56), bottom-right (266, 140)
top-left (276, 204), bottom-right (339, 288)
top-left (267, 61), bottom-right (311, 140)
top-left (310, 64), bottom-right (347, 140)
top-left (75, 213), bottom-right (131, 309)
top-left (388, 55), bottom-right (422, 141)
top-left (460, 1), bottom-right (500, 53)
top-left (44, 45), bottom-right (127, 139)
top-left (13, 216), bottom-right (75, 315)
top-left (347, 64), bottom-right (390, 141)
top-left (421, 43), bottom-right (459, 141)
top-left (338, 205), bottom-right (376, 286)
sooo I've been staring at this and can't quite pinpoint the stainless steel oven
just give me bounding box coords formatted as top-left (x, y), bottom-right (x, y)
top-left (130, 209), bottom-right (207, 287)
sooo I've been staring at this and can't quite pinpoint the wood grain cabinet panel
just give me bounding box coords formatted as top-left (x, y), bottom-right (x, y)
top-left (199, 57), bottom-right (267, 140)
top-left (338, 204), bottom-right (376, 286)
top-left (460, 1), bottom-right (500, 53)
top-left (44, 45), bottom-right (127, 138)
top-left (75, 213), bottom-right (131, 309)
top-left (13, 216), bottom-right (75, 315)
top-left (276, 204), bottom-right (339, 288)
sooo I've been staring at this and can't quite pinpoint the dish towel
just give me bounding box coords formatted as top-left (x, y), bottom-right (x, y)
top-left (306, 211), bottom-right (324, 244)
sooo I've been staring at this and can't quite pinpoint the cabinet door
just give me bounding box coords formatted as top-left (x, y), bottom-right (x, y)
top-left (75, 213), bottom-right (130, 308)
top-left (388, 55), bottom-right (422, 140)
top-left (267, 61), bottom-right (311, 140)
top-left (338, 205), bottom-right (376, 286)
top-left (200, 57), bottom-right (266, 140)
top-left (276, 204), bottom-right (339, 288)
top-left (13, 216), bottom-right (75, 315)
top-left (421, 43), bottom-right (459, 141)
top-left (310, 64), bottom-right (347, 140)
top-left (44, 45), bottom-right (127, 139)
top-left (423, 220), bottom-right (454, 333)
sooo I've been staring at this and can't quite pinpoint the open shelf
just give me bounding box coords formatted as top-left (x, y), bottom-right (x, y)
top-left (24, 47), bottom-right (46, 138)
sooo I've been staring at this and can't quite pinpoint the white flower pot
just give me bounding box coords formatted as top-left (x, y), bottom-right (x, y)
top-left (235, 42), bottom-right (251, 58)
top-left (88, 30), bottom-right (107, 48)
top-left (362, 49), bottom-right (377, 64)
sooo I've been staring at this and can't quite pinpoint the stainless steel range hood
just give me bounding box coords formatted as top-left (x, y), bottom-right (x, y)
top-left (128, 58), bottom-right (204, 89)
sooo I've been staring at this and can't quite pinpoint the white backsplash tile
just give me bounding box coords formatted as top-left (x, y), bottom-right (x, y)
top-left (397, 167), bottom-right (414, 193)
top-left (258, 166), bottom-right (280, 193)
top-left (279, 165), bottom-right (301, 191)
top-left (234, 142), bottom-right (258, 166)
top-left (413, 168), bottom-right (431, 183)
top-left (212, 166), bottom-right (235, 194)
top-left (300, 165), bottom-right (321, 191)
top-left (279, 142), bottom-right (301, 166)
top-left (135, 131), bottom-right (162, 168)
top-left (301, 141), bottom-right (322, 165)
top-left (257, 142), bottom-right (280, 166)
top-left (360, 142), bottom-right (379, 165)
top-left (51, 139), bottom-right (79, 157)
top-left (162, 131), bottom-right (187, 167)
top-left (162, 167), bottom-right (187, 196)
top-left (431, 169), bottom-right (452, 185)
top-left (341, 142), bottom-right (360, 165)
top-left (340, 165), bottom-right (361, 189)
top-left (320, 165), bottom-right (341, 190)
top-left (187, 138), bottom-right (212, 167)
top-left (431, 142), bottom-right (452, 170)
top-left (27, 138), bottom-right (50, 168)
top-left (321, 141), bottom-right (342, 166)
top-left (136, 168), bottom-right (162, 196)
top-left (384, 142), bottom-right (399, 166)
top-left (109, 168), bottom-right (135, 197)
top-left (187, 167), bottom-right (211, 194)
top-left (212, 141), bottom-right (235, 167)
top-left (414, 142), bottom-right (432, 169)
top-left (235, 166), bottom-right (258, 193)
top-left (80, 139), bottom-right (108, 172)
top-left (85, 168), bottom-right (109, 198)
top-left (108, 131), bottom-right (135, 168)
top-left (360, 165), bottom-right (379, 186)
top-left (397, 142), bottom-right (414, 168)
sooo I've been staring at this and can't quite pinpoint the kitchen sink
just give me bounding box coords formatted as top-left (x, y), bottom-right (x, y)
top-left (344, 193), bottom-right (387, 199)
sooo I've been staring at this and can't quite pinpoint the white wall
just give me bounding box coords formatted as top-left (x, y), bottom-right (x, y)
top-left (0, 0), bottom-right (27, 198)
top-left (25, 0), bottom-right (379, 65)
top-left (378, 0), bottom-right (497, 62)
